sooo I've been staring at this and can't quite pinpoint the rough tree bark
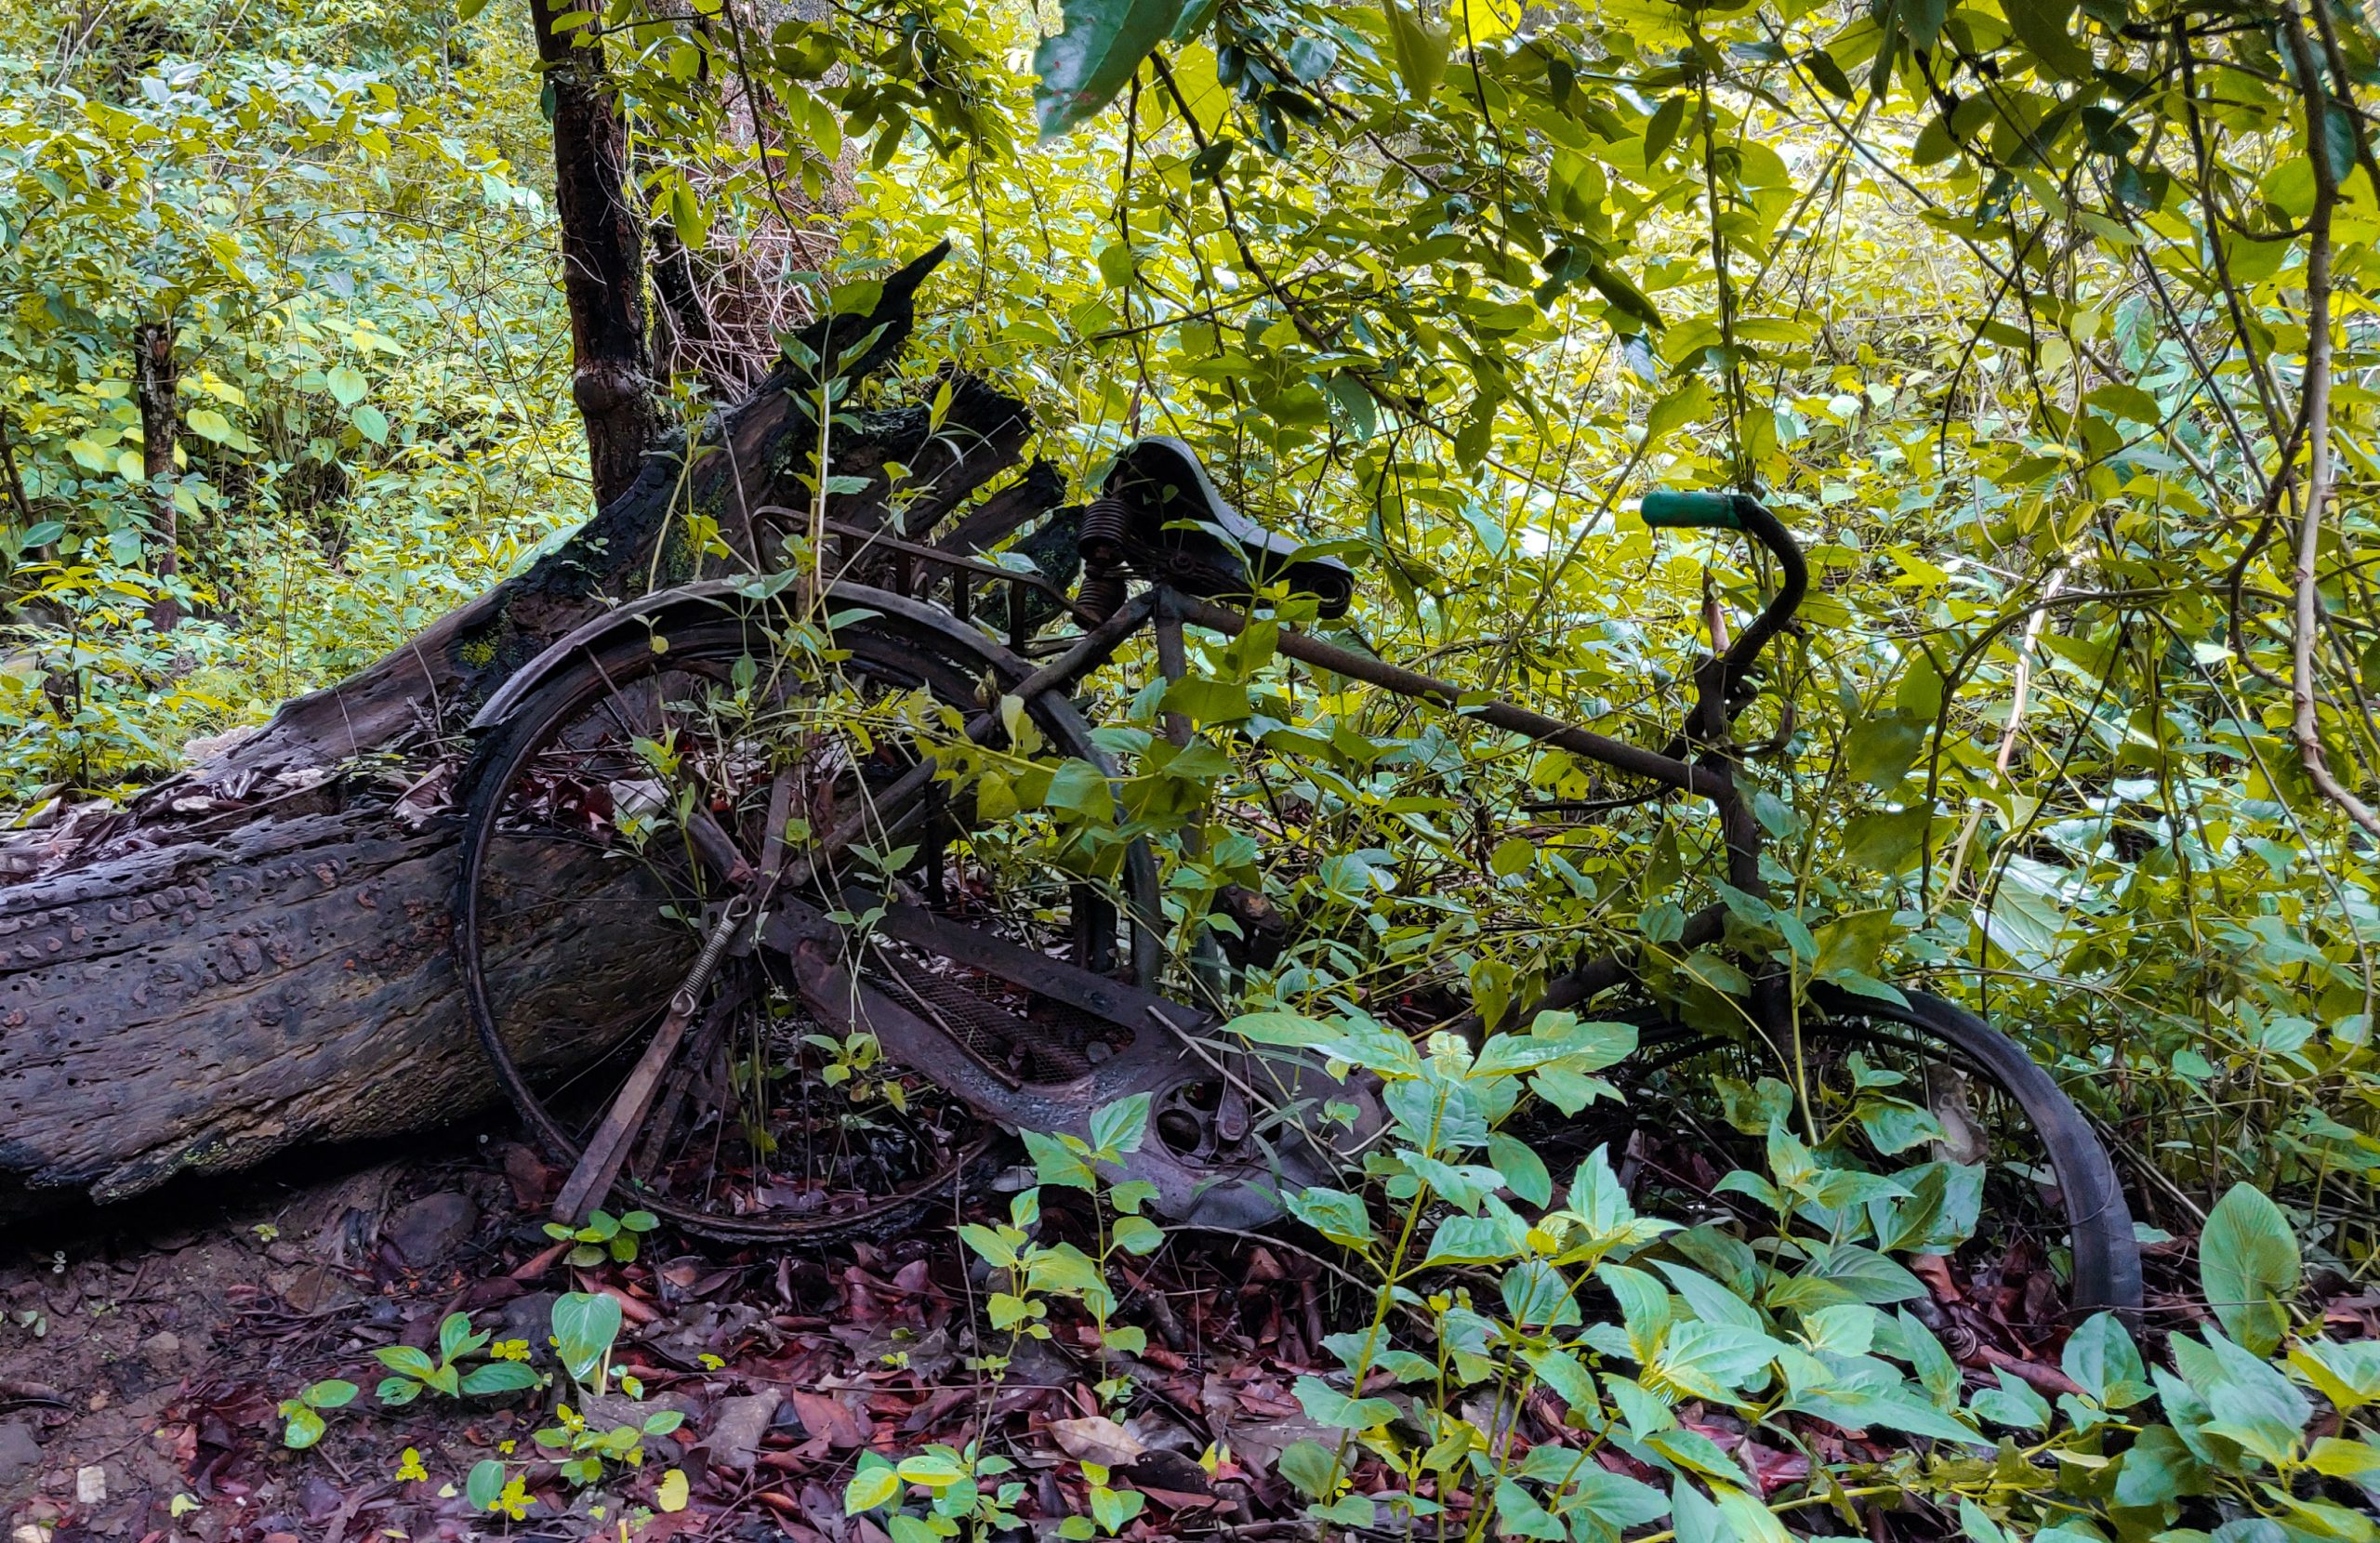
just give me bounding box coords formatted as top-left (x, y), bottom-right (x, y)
top-left (0, 269), bottom-right (1068, 1222)
top-left (133, 321), bottom-right (179, 634)
top-left (531, 0), bottom-right (665, 508)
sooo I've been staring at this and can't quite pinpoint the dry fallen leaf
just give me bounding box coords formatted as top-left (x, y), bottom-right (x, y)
top-left (1048, 1415), bottom-right (1145, 1468)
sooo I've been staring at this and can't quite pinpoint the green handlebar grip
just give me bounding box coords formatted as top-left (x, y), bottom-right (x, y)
top-left (1639, 490), bottom-right (1743, 530)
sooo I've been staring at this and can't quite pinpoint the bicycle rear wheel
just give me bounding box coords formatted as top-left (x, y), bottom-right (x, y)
top-left (1587, 983), bottom-right (2141, 1322)
top-left (452, 592), bottom-right (1157, 1241)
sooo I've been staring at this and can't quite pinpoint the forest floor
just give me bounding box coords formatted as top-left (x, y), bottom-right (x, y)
top-left (0, 1130), bottom-right (1370, 1543)
top-left (0, 1123), bottom-right (2287, 1543)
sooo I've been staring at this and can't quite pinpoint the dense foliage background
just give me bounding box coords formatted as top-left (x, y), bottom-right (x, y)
top-left (4, 0), bottom-right (2379, 1535)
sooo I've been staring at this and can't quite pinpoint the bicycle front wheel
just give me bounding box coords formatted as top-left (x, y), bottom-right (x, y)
top-left (1611, 983), bottom-right (2142, 1322)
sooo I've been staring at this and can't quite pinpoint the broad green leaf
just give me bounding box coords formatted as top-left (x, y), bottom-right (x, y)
top-left (2004, 0), bottom-right (2095, 80)
top-left (1292, 1374), bottom-right (1399, 1431)
top-left (325, 365), bottom-right (367, 405)
top-left (280, 1405), bottom-right (326, 1450)
top-left (1033, 0), bottom-right (1184, 138)
top-left (845, 1455), bottom-right (901, 1513)
top-left (465, 1458), bottom-right (507, 1511)
top-left (550, 1291), bottom-right (623, 1382)
top-left (1088, 1090), bottom-right (1150, 1155)
top-left (1286, 1186), bottom-right (1374, 1249)
top-left (458, 1362), bottom-right (539, 1395)
top-left (2199, 1182), bottom-right (2298, 1357)
top-left (1487, 1131), bottom-right (1552, 1206)
top-left (1382, 0), bottom-right (1448, 100)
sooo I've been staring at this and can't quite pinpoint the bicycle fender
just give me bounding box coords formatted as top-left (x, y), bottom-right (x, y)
top-left (468, 578), bottom-right (1035, 734)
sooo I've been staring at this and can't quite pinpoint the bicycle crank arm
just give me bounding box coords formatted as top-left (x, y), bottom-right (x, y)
top-left (757, 901), bottom-right (1383, 1229)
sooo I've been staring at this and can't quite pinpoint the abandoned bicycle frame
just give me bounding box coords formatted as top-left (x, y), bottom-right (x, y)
top-left (928, 482), bottom-right (1806, 1027)
top-left (456, 444), bottom-right (2140, 1318)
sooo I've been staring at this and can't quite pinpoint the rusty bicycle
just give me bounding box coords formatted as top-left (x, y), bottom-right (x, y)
top-left (451, 435), bottom-right (2141, 1318)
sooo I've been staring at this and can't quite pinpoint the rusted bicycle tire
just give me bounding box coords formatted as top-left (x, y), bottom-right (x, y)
top-left (1560, 986), bottom-right (2142, 1322)
top-left (452, 591), bottom-right (1160, 1243)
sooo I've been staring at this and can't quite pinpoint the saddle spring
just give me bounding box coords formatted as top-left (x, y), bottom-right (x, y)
top-left (1075, 495), bottom-right (1134, 621)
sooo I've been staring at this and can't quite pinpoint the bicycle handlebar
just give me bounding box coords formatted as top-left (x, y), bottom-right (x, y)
top-left (1639, 489), bottom-right (1744, 530)
top-left (1641, 488), bottom-right (1809, 726)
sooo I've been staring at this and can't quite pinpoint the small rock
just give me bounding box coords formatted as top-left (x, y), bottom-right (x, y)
top-left (704, 1391), bottom-right (781, 1471)
top-left (14, 1525), bottom-right (48, 1543)
top-left (139, 1330), bottom-right (181, 1367)
top-left (0, 1419), bottom-right (40, 1486)
top-left (384, 1192), bottom-right (479, 1268)
top-left (75, 1465), bottom-right (106, 1504)
top-left (496, 1292), bottom-right (558, 1364)
top-left (299, 1474), bottom-right (345, 1520)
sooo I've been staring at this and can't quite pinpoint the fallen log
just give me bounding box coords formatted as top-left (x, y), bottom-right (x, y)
top-left (0, 257), bottom-right (1068, 1221)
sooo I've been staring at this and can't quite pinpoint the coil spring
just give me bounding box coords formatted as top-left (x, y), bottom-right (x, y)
top-left (1075, 495), bottom-right (1133, 621)
top-left (1076, 571), bottom-right (1128, 623)
top-left (1078, 495), bottom-right (1130, 563)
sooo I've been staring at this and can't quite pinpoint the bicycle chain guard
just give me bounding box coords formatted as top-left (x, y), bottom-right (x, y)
top-left (757, 895), bottom-right (1384, 1230)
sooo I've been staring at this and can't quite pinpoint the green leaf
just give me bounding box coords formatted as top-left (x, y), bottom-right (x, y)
top-left (1110, 1214), bottom-right (1164, 1255)
top-left (187, 407), bottom-right (235, 444)
top-left (1643, 377), bottom-right (1710, 446)
top-left (1033, 0), bottom-right (1185, 138)
top-left (1970, 1367), bottom-right (2051, 1431)
top-left (1089, 1091), bottom-right (1151, 1156)
top-left (1844, 806), bottom-right (1930, 873)
top-left (1805, 48), bottom-right (1855, 99)
top-left (1042, 758), bottom-right (1116, 822)
top-left (325, 365), bottom-right (367, 406)
top-left (2004, 0), bottom-right (2094, 80)
top-left (1424, 1210), bottom-right (1525, 1266)
top-left (2060, 1312), bottom-right (2145, 1405)
top-left (303, 1378), bottom-right (359, 1409)
top-left (1898, 0), bottom-right (1948, 49)
top-left (1643, 96), bottom-right (1687, 165)
top-left (465, 1458), bottom-right (507, 1512)
top-left (375, 1345), bottom-right (439, 1380)
top-left (1381, 0), bottom-right (1448, 101)
top-left (1292, 1374), bottom-right (1399, 1431)
top-left (846, 1454), bottom-right (902, 1513)
top-left (350, 404), bottom-right (390, 443)
top-left (1487, 1131), bottom-right (1553, 1206)
top-left (1844, 716), bottom-right (1924, 791)
top-left (1276, 1439), bottom-right (1337, 1500)
top-left (281, 1404), bottom-right (326, 1449)
top-left (459, 1362), bottom-right (540, 1396)
top-left (1790, 1386), bottom-right (1979, 1444)
top-left (1286, 1186), bottom-right (1374, 1249)
top-left (1646, 1321), bottom-right (1784, 1404)
top-left (551, 1291), bottom-right (623, 1382)
top-left (1225, 1010), bottom-right (1336, 1048)
top-left (2200, 1182), bottom-right (2298, 1356)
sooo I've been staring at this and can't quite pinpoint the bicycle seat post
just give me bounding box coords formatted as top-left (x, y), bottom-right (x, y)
top-left (1154, 588), bottom-right (1232, 1001)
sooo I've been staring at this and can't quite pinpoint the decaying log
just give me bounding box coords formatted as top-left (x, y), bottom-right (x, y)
top-left (0, 268), bottom-right (1067, 1221)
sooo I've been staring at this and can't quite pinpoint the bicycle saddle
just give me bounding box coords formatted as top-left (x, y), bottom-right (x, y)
top-left (1077, 437), bottom-right (1355, 619)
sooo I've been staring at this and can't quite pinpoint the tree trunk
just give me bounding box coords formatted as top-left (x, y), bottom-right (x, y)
top-left (0, 299), bottom-right (1065, 1222)
top-left (531, 0), bottom-right (663, 509)
top-left (133, 321), bottom-right (179, 633)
